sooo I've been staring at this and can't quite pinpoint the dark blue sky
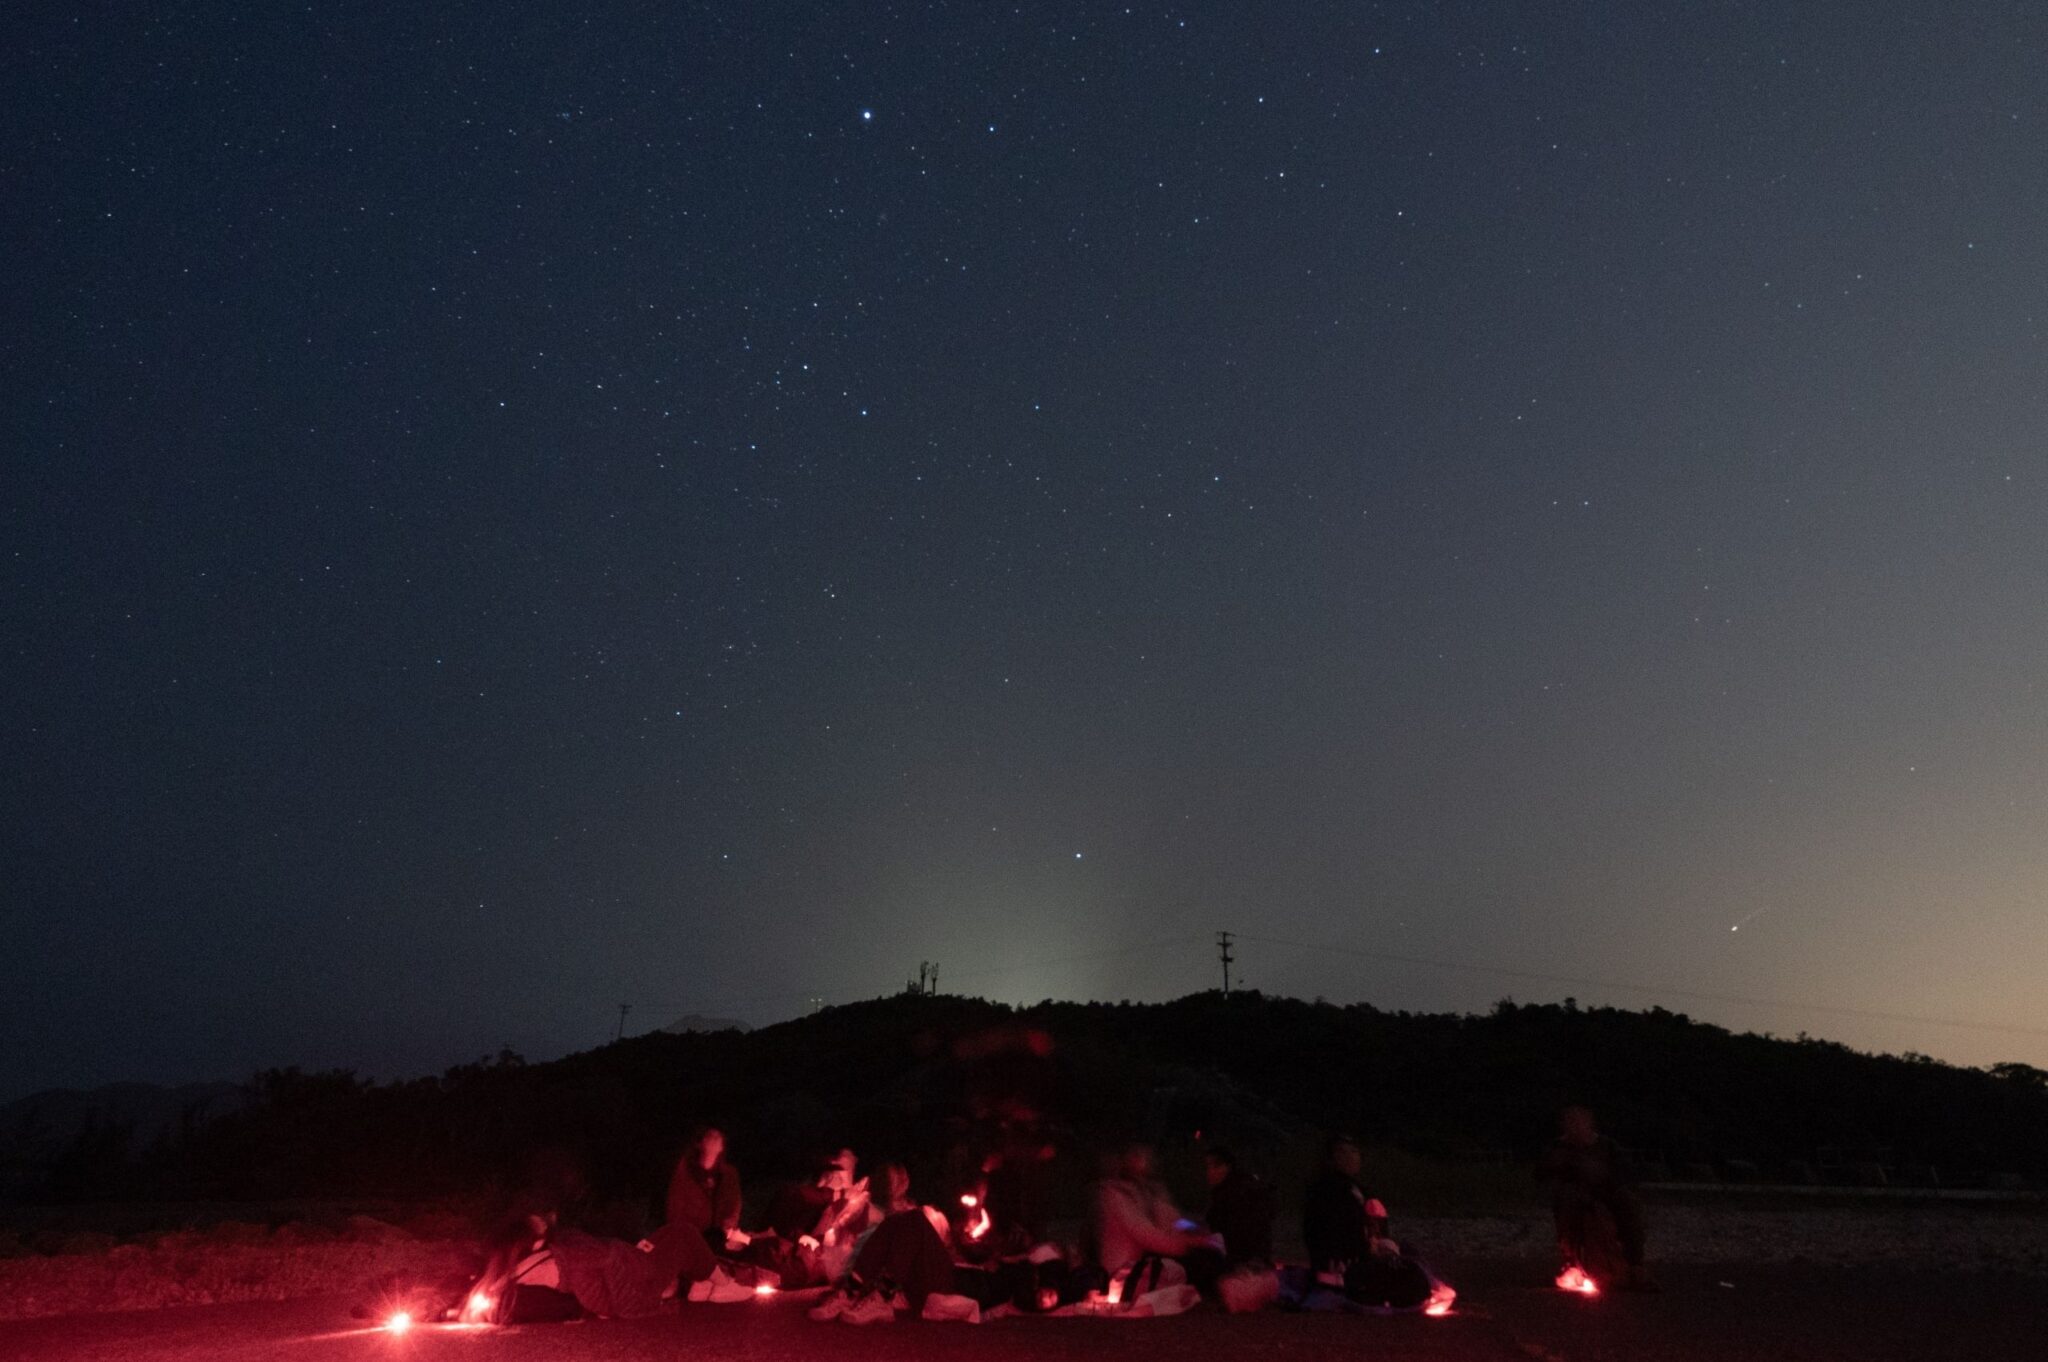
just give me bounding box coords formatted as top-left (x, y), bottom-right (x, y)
top-left (6, 2), bottom-right (2046, 1098)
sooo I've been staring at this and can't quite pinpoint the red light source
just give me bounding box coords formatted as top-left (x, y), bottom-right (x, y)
top-left (753, 1283), bottom-right (778, 1297)
top-left (385, 1310), bottom-right (415, 1334)
top-left (1423, 1282), bottom-right (1457, 1316)
top-left (1556, 1265), bottom-right (1599, 1296)
top-left (964, 1206), bottom-right (992, 1241)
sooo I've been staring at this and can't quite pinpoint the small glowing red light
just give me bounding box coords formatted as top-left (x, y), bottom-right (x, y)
top-left (1423, 1282), bottom-right (1457, 1316)
top-left (1555, 1266), bottom-right (1599, 1296)
top-left (385, 1310), bottom-right (414, 1334)
top-left (753, 1283), bottom-right (777, 1297)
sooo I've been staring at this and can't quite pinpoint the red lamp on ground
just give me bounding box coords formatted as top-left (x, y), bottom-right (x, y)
top-left (1556, 1265), bottom-right (1599, 1295)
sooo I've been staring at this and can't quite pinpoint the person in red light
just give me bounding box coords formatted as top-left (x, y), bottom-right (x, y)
top-left (1539, 1104), bottom-right (1655, 1291)
top-left (806, 1161), bottom-right (955, 1323)
top-left (665, 1126), bottom-right (743, 1254)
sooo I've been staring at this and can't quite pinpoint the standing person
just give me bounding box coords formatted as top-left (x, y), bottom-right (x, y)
top-left (1539, 1105), bottom-right (1653, 1290)
top-left (665, 1126), bottom-right (742, 1253)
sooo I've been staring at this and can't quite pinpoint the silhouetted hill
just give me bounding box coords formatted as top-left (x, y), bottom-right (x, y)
top-left (6, 994), bottom-right (2043, 1212)
top-left (0, 1082), bottom-right (244, 1201)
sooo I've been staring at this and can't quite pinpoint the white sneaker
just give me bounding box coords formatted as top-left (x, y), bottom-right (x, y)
top-left (920, 1292), bottom-right (981, 1323)
top-left (839, 1291), bottom-right (900, 1325)
top-left (693, 1268), bottom-right (755, 1304)
top-left (708, 1276), bottom-right (756, 1303)
top-left (807, 1290), bottom-right (854, 1322)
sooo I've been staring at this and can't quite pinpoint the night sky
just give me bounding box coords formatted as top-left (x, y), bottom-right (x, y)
top-left (7, 3), bottom-right (2047, 1100)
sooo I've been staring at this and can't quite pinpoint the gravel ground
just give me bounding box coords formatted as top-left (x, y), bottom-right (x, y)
top-left (5, 1263), bottom-right (2047, 1362)
top-left (0, 1225), bottom-right (469, 1322)
top-left (1405, 1203), bottom-right (2048, 1273)
top-left (1, 1202), bottom-right (2040, 1336)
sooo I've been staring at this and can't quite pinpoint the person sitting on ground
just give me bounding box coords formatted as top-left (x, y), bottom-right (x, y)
top-left (1202, 1147), bottom-right (1275, 1266)
top-left (945, 1169), bottom-right (1072, 1313)
top-left (865, 1160), bottom-right (949, 1239)
top-left (759, 1148), bottom-right (862, 1240)
top-left (736, 1147), bottom-right (873, 1288)
top-left (1302, 1135), bottom-right (1382, 1282)
top-left (812, 1149), bottom-right (876, 1242)
top-left (665, 1126), bottom-right (743, 1254)
top-left (1538, 1104), bottom-right (1653, 1290)
top-left (1297, 1135), bottom-right (1442, 1311)
top-left (1089, 1143), bottom-right (1209, 1295)
top-left (798, 1149), bottom-right (874, 1281)
top-left (808, 1161), bottom-right (956, 1324)
top-left (1178, 1146), bottom-right (1278, 1308)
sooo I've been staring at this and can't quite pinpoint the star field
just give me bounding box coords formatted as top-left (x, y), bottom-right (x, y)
top-left (4, 3), bottom-right (2047, 1095)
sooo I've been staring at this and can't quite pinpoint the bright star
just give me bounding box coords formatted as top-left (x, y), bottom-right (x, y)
top-left (860, 109), bottom-right (874, 123)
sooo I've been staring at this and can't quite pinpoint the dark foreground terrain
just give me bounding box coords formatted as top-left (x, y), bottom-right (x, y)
top-left (3, 1259), bottom-right (2042, 1362)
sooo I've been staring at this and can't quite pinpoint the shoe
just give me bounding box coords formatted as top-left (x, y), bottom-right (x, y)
top-left (808, 1290), bottom-right (854, 1321)
top-left (920, 1292), bottom-right (981, 1323)
top-left (839, 1291), bottom-right (900, 1325)
top-left (699, 1268), bottom-right (755, 1303)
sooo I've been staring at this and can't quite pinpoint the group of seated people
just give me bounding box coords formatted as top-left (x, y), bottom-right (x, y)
top-left (464, 1127), bottom-right (1458, 1324)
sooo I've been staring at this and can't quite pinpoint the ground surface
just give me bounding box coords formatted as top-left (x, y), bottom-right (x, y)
top-left (4, 1258), bottom-right (2043, 1362)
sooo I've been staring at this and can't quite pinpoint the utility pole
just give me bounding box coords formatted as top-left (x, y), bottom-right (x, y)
top-left (1216, 931), bottom-right (1235, 997)
top-left (614, 1002), bottom-right (633, 1041)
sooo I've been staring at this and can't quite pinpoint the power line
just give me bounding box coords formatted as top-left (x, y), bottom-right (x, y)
top-left (1233, 931), bottom-right (2048, 1041)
